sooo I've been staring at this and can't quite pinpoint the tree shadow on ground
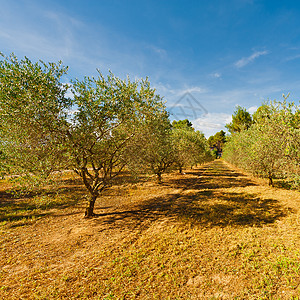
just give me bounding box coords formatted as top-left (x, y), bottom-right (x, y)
top-left (163, 161), bottom-right (258, 191)
top-left (92, 161), bottom-right (290, 230)
top-left (0, 185), bottom-right (84, 225)
top-left (0, 171), bottom-right (149, 226)
top-left (166, 174), bottom-right (257, 190)
top-left (92, 190), bottom-right (290, 230)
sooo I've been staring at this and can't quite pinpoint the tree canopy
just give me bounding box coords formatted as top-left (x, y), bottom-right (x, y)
top-left (225, 106), bottom-right (253, 134)
top-left (0, 53), bottom-right (216, 216)
top-left (208, 130), bottom-right (226, 151)
top-left (0, 53), bottom-right (166, 216)
top-left (223, 100), bottom-right (300, 187)
top-left (172, 119), bottom-right (193, 130)
top-left (207, 130), bottom-right (226, 158)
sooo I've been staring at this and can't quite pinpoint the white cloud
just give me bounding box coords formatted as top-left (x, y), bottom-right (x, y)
top-left (210, 72), bottom-right (222, 78)
top-left (183, 86), bottom-right (207, 94)
top-left (235, 50), bottom-right (269, 68)
top-left (154, 82), bottom-right (177, 96)
top-left (148, 45), bottom-right (167, 58)
top-left (160, 80), bottom-right (289, 122)
top-left (154, 83), bottom-right (208, 104)
top-left (285, 54), bottom-right (300, 62)
top-left (155, 82), bottom-right (207, 94)
top-left (248, 105), bottom-right (258, 114)
top-left (192, 113), bottom-right (232, 137)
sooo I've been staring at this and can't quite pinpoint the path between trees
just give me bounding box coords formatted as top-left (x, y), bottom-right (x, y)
top-left (1, 159), bottom-right (300, 299)
top-left (88, 159), bottom-right (294, 229)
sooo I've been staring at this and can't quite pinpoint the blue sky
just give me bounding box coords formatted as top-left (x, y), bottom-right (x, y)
top-left (1, 0), bottom-right (300, 136)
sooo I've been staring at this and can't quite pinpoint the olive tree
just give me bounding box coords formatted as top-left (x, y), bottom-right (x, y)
top-left (129, 111), bottom-right (175, 184)
top-left (172, 125), bottom-right (212, 173)
top-left (0, 53), bottom-right (71, 182)
top-left (0, 53), bottom-right (166, 216)
top-left (223, 99), bottom-right (300, 187)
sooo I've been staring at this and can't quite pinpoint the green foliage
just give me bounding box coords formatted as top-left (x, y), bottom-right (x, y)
top-left (211, 148), bottom-right (219, 159)
top-left (172, 126), bottom-right (213, 173)
top-left (132, 117), bottom-right (213, 181)
top-left (0, 53), bottom-right (70, 182)
top-left (129, 111), bottom-right (174, 183)
top-left (172, 119), bottom-right (193, 130)
top-left (223, 99), bottom-right (300, 187)
top-left (208, 130), bottom-right (226, 153)
top-left (133, 117), bottom-right (213, 181)
top-left (225, 106), bottom-right (253, 134)
top-left (69, 71), bottom-right (166, 215)
top-left (0, 53), bottom-right (167, 216)
top-left (252, 103), bottom-right (272, 124)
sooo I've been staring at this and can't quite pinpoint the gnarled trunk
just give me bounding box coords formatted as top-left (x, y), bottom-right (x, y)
top-left (268, 174), bottom-right (273, 186)
top-left (85, 194), bottom-right (97, 218)
top-left (156, 172), bottom-right (162, 184)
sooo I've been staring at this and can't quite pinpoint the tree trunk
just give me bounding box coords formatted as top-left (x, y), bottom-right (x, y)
top-left (268, 175), bottom-right (273, 186)
top-left (156, 173), bottom-right (162, 184)
top-left (85, 194), bottom-right (97, 218)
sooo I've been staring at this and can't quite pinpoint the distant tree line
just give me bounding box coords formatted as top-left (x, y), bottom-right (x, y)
top-left (223, 101), bottom-right (300, 187)
top-left (0, 53), bottom-right (213, 217)
top-left (207, 130), bottom-right (226, 158)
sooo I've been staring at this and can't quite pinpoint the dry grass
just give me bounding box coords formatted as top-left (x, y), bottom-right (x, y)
top-left (0, 160), bottom-right (300, 299)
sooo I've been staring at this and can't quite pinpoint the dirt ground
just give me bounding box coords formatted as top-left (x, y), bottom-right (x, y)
top-left (0, 160), bottom-right (299, 299)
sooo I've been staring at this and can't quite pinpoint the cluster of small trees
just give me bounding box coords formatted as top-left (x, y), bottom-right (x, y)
top-left (223, 100), bottom-right (300, 187)
top-left (129, 118), bottom-right (213, 183)
top-left (0, 53), bottom-right (213, 216)
top-left (171, 120), bottom-right (212, 173)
